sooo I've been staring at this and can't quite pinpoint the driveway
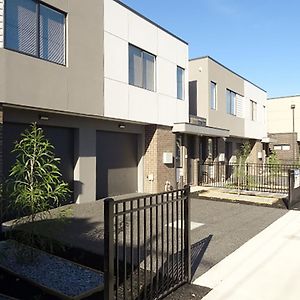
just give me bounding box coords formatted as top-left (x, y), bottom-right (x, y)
top-left (189, 198), bottom-right (287, 280)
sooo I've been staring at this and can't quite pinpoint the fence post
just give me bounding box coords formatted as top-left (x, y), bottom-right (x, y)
top-left (183, 185), bottom-right (191, 282)
top-left (104, 198), bottom-right (115, 300)
top-left (246, 163), bottom-right (249, 190)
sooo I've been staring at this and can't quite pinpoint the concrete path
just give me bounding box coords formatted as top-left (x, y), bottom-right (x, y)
top-left (193, 210), bottom-right (300, 300)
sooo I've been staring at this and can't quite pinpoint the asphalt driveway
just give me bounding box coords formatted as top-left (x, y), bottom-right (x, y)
top-left (189, 198), bottom-right (287, 280)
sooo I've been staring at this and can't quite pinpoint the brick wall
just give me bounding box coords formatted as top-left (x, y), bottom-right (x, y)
top-left (144, 125), bottom-right (176, 193)
top-left (269, 132), bottom-right (299, 164)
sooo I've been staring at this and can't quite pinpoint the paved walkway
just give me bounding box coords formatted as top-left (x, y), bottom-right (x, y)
top-left (191, 186), bottom-right (287, 206)
top-left (193, 210), bottom-right (300, 300)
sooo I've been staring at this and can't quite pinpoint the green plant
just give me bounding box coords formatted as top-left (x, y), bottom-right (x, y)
top-left (6, 123), bottom-right (70, 257)
top-left (267, 151), bottom-right (280, 174)
top-left (235, 142), bottom-right (251, 194)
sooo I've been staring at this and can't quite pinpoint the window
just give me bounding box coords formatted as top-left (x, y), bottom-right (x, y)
top-left (177, 66), bottom-right (185, 100)
top-left (210, 81), bottom-right (217, 109)
top-left (226, 89), bottom-right (236, 115)
top-left (175, 135), bottom-right (183, 168)
top-left (5, 0), bottom-right (66, 65)
top-left (129, 44), bottom-right (155, 92)
top-left (250, 100), bottom-right (257, 121)
top-left (274, 144), bottom-right (290, 151)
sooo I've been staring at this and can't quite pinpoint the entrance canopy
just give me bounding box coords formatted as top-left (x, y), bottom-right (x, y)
top-left (172, 122), bottom-right (230, 137)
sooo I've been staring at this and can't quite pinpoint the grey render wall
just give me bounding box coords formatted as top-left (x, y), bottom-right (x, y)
top-left (0, 0), bottom-right (104, 116)
top-left (0, 0), bottom-right (3, 48)
top-left (189, 59), bottom-right (209, 120)
top-left (189, 57), bottom-right (245, 138)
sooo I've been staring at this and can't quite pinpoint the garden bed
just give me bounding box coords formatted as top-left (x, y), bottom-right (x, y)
top-left (0, 240), bottom-right (104, 300)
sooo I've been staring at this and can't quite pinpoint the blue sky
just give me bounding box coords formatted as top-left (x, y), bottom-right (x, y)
top-left (122, 0), bottom-right (300, 98)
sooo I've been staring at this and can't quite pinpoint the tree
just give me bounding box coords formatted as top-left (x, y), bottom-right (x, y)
top-left (6, 123), bottom-right (70, 252)
top-left (236, 142), bottom-right (251, 195)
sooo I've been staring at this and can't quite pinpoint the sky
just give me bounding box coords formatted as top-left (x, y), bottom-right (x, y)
top-left (121, 0), bottom-right (300, 98)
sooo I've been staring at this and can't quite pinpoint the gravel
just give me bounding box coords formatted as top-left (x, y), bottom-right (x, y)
top-left (0, 240), bottom-right (104, 299)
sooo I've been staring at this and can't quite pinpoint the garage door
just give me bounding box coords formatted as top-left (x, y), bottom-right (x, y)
top-left (3, 123), bottom-right (74, 204)
top-left (96, 131), bottom-right (138, 199)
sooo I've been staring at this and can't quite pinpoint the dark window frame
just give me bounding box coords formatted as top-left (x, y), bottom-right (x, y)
top-left (226, 89), bottom-right (237, 116)
top-left (177, 66), bottom-right (185, 100)
top-left (128, 44), bottom-right (156, 92)
top-left (4, 0), bottom-right (67, 66)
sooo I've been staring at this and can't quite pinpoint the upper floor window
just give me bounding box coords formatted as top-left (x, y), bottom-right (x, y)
top-left (129, 44), bottom-right (155, 92)
top-left (226, 89), bottom-right (236, 115)
top-left (177, 66), bottom-right (185, 100)
top-left (210, 81), bottom-right (217, 109)
top-left (250, 100), bottom-right (257, 121)
top-left (5, 0), bottom-right (66, 65)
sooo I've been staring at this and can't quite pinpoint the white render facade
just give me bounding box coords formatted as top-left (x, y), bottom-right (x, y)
top-left (104, 0), bottom-right (189, 126)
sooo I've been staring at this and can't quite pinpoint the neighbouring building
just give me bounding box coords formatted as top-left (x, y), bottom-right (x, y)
top-left (172, 56), bottom-right (268, 185)
top-left (266, 95), bottom-right (300, 164)
top-left (0, 0), bottom-right (189, 211)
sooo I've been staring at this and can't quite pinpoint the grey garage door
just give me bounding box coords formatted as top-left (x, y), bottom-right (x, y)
top-left (3, 123), bottom-right (74, 204)
top-left (96, 131), bottom-right (138, 199)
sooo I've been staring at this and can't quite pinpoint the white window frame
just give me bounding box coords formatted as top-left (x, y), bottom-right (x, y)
top-left (210, 81), bottom-right (217, 110)
top-left (250, 100), bottom-right (257, 121)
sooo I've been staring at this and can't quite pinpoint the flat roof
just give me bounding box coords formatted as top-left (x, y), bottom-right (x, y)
top-left (113, 0), bottom-right (188, 45)
top-left (268, 95), bottom-right (300, 100)
top-left (190, 56), bottom-right (266, 93)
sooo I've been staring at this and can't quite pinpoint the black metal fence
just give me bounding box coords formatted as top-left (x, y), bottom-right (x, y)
top-left (104, 187), bottom-right (191, 300)
top-left (199, 162), bottom-right (298, 193)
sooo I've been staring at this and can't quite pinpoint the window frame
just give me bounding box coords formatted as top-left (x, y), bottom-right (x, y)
top-left (4, 0), bottom-right (67, 66)
top-left (128, 44), bottom-right (156, 92)
top-left (177, 66), bottom-right (185, 100)
top-left (210, 81), bottom-right (217, 110)
top-left (226, 89), bottom-right (236, 115)
top-left (274, 144), bottom-right (290, 151)
top-left (250, 100), bottom-right (257, 121)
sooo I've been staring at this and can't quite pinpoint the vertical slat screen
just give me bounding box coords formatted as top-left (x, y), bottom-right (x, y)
top-left (5, 0), bottom-right (38, 56)
top-left (39, 4), bottom-right (65, 64)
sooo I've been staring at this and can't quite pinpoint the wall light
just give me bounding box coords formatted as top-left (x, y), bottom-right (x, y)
top-left (39, 115), bottom-right (49, 121)
top-left (118, 124), bottom-right (126, 129)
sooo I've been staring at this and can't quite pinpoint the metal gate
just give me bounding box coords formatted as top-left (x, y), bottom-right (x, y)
top-left (104, 187), bottom-right (191, 299)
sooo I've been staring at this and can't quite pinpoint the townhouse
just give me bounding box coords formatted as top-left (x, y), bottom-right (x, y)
top-left (0, 0), bottom-right (189, 206)
top-left (266, 95), bottom-right (300, 163)
top-left (173, 56), bottom-right (268, 185)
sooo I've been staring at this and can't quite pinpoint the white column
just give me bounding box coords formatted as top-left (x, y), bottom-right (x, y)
top-left (74, 127), bottom-right (96, 204)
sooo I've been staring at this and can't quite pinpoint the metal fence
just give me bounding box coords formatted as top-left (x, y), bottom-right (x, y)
top-left (199, 162), bottom-right (298, 193)
top-left (104, 187), bottom-right (191, 300)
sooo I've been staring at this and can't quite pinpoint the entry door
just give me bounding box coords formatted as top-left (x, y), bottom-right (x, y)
top-left (96, 131), bottom-right (138, 199)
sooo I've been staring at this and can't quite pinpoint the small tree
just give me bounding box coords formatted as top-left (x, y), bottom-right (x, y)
top-left (236, 142), bottom-right (251, 195)
top-left (6, 123), bottom-right (70, 252)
